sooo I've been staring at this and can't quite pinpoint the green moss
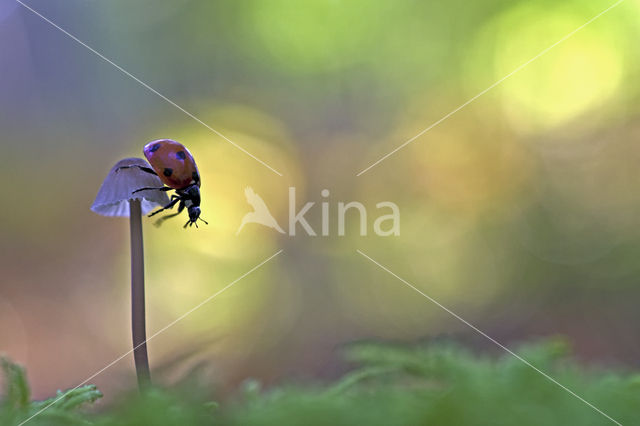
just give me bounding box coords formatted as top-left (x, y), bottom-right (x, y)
top-left (2, 339), bottom-right (639, 425)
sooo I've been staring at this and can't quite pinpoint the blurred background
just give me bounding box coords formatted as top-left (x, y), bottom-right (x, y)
top-left (1, 0), bottom-right (639, 402)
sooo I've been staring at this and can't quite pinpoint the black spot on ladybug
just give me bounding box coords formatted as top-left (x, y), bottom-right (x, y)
top-left (176, 150), bottom-right (186, 160)
top-left (163, 168), bottom-right (173, 177)
top-left (192, 171), bottom-right (199, 181)
top-left (150, 143), bottom-right (161, 152)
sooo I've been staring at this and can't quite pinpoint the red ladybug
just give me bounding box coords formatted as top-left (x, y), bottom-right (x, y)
top-left (119, 139), bottom-right (208, 228)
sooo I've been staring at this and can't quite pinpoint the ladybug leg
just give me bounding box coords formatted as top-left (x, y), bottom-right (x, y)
top-left (153, 210), bottom-right (181, 226)
top-left (148, 197), bottom-right (181, 217)
top-left (153, 200), bottom-right (186, 227)
top-left (116, 165), bottom-right (158, 176)
top-left (132, 186), bottom-right (172, 194)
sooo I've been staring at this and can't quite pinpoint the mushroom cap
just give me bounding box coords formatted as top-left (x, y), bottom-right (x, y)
top-left (91, 158), bottom-right (170, 217)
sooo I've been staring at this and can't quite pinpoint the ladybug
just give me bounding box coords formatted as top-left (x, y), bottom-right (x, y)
top-left (119, 139), bottom-right (208, 228)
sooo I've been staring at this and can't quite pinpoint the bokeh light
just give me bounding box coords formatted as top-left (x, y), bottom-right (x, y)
top-left (2, 0), bottom-right (640, 403)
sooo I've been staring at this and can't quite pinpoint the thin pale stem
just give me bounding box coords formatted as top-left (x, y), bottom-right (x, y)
top-left (129, 199), bottom-right (151, 389)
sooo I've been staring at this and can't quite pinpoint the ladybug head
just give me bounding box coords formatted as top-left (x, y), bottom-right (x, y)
top-left (188, 206), bottom-right (201, 223)
top-left (181, 185), bottom-right (208, 228)
top-left (184, 205), bottom-right (209, 228)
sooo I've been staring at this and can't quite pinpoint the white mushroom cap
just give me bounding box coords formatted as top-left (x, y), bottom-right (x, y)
top-left (91, 158), bottom-right (170, 217)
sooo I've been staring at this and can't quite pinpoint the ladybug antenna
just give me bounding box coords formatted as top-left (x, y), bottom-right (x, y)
top-left (198, 216), bottom-right (209, 225)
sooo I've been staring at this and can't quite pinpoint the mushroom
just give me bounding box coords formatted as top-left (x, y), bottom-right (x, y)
top-left (91, 157), bottom-right (170, 389)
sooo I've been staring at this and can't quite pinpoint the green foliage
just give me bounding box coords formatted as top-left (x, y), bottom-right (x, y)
top-left (224, 338), bottom-right (640, 426)
top-left (93, 388), bottom-right (213, 426)
top-left (1, 357), bottom-right (102, 426)
top-left (2, 339), bottom-right (639, 425)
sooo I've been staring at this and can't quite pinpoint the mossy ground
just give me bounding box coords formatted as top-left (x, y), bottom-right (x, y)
top-left (2, 339), bottom-right (638, 426)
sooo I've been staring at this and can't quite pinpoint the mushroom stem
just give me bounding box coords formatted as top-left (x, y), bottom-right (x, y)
top-left (129, 199), bottom-right (151, 389)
